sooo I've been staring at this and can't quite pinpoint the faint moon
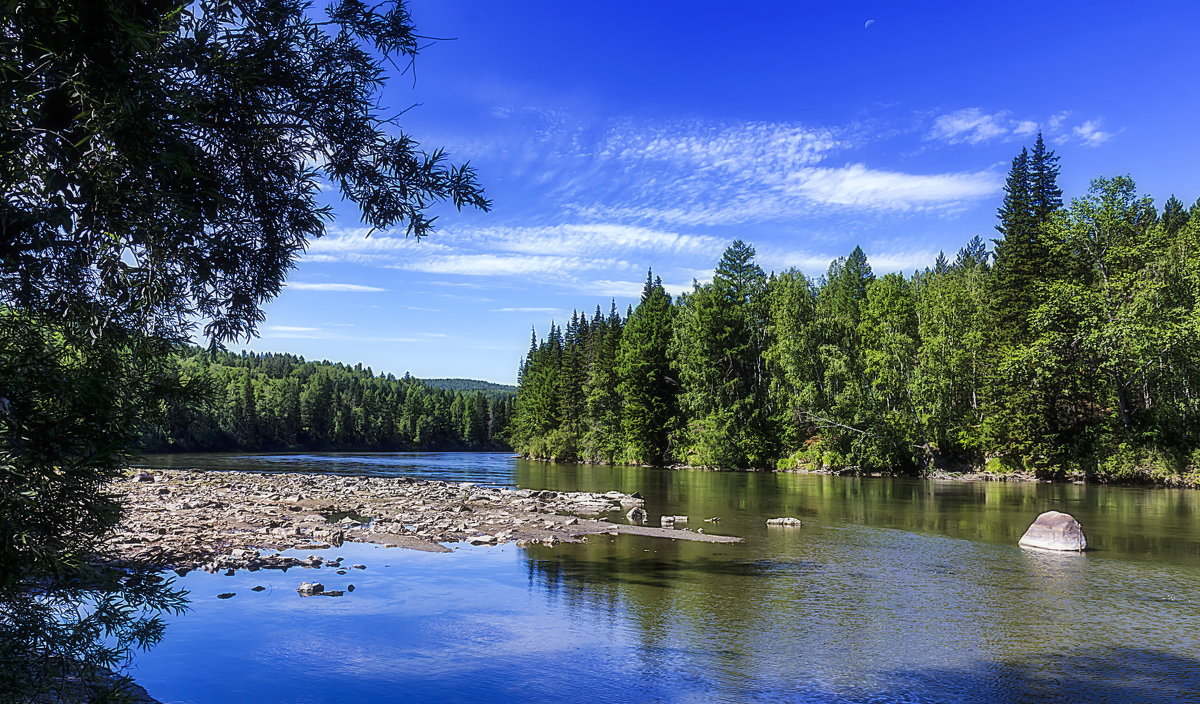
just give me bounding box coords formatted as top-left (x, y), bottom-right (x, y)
top-left (864, 19), bottom-right (875, 28)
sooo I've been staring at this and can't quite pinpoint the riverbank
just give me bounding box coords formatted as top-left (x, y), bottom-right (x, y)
top-left (520, 455), bottom-right (1200, 488)
top-left (101, 469), bottom-right (741, 573)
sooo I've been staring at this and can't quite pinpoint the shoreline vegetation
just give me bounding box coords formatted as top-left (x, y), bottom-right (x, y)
top-left (517, 454), bottom-right (1200, 488)
top-left (511, 141), bottom-right (1200, 488)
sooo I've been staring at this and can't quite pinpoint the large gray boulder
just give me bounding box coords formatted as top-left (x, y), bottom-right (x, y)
top-left (1019, 511), bottom-right (1087, 551)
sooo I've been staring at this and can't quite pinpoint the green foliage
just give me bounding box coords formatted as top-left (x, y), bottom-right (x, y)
top-left (140, 348), bottom-right (513, 453)
top-left (671, 241), bottom-right (772, 468)
top-left (0, 0), bottom-right (489, 583)
top-left (616, 273), bottom-right (675, 465)
top-left (511, 141), bottom-right (1200, 484)
top-left (0, 312), bottom-right (183, 585)
top-left (0, 565), bottom-right (188, 704)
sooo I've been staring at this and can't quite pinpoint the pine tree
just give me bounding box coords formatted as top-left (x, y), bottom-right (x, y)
top-left (616, 271), bottom-right (675, 465)
top-left (1162, 195), bottom-right (1190, 236)
top-left (671, 241), bottom-right (772, 468)
top-left (763, 270), bottom-right (822, 460)
top-left (984, 137), bottom-right (1066, 470)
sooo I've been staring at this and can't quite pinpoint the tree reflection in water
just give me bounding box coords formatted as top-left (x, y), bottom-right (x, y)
top-left (0, 566), bottom-right (188, 703)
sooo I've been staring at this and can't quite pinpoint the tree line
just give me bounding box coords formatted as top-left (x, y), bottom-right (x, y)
top-left (141, 349), bottom-right (514, 453)
top-left (512, 137), bottom-right (1200, 482)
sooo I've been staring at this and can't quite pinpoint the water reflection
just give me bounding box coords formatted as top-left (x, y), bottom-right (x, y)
top-left (126, 452), bottom-right (1200, 703)
top-left (0, 567), bottom-right (188, 703)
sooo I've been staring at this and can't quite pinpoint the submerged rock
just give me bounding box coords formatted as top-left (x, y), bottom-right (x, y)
top-left (626, 506), bottom-right (648, 523)
top-left (1019, 511), bottom-right (1087, 551)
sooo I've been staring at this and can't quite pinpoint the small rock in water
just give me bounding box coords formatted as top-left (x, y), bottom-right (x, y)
top-left (1019, 511), bottom-right (1087, 551)
top-left (336, 569), bottom-right (347, 575)
top-left (297, 582), bottom-right (324, 597)
top-left (626, 506), bottom-right (648, 523)
top-left (766, 517), bottom-right (803, 526)
top-left (251, 585), bottom-right (266, 592)
top-left (352, 564), bottom-right (366, 570)
top-left (660, 516), bottom-right (676, 527)
top-left (319, 590), bottom-right (345, 597)
top-left (133, 470), bottom-right (155, 483)
top-left (217, 592), bottom-right (236, 599)
top-left (704, 517), bottom-right (721, 523)
top-left (673, 515), bottom-right (688, 523)
top-left (347, 584), bottom-right (356, 592)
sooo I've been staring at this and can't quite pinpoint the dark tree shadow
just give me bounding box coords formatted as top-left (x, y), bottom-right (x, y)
top-left (857, 646), bottom-right (1200, 704)
top-left (0, 565), bottom-right (189, 704)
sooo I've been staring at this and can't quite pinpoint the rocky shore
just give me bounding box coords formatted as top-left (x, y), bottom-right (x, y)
top-left (103, 469), bottom-right (741, 573)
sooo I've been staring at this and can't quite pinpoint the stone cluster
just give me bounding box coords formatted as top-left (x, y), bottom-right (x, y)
top-left (103, 469), bottom-right (740, 572)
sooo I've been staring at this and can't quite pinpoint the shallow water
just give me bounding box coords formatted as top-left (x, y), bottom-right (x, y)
top-left (130, 452), bottom-right (1200, 703)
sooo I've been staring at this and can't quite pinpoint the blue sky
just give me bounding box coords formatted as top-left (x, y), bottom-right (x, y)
top-left (237, 0), bottom-right (1200, 384)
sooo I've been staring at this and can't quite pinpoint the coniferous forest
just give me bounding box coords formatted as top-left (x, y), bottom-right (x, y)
top-left (512, 138), bottom-right (1200, 483)
top-left (141, 349), bottom-right (514, 453)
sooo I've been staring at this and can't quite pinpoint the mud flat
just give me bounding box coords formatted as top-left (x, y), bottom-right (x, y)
top-left (104, 469), bottom-right (741, 573)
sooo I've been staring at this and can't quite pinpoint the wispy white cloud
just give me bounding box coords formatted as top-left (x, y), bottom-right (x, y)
top-left (429, 281), bottom-right (487, 289)
top-left (602, 120), bottom-right (840, 171)
top-left (565, 118), bottom-right (1001, 224)
top-left (287, 282), bottom-right (387, 292)
top-left (927, 108), bottom-right (1118, 149)
top-left (389, 253), bottom-right (631, 277)
top-left (929, 108), bottom-right (1012, 145)
top-left (784, 165), bottom-right (1000, 210)
top-left (267, 325), bottom-right (321, 332)
top-left (1073, 119), bottom-right (1115, 147)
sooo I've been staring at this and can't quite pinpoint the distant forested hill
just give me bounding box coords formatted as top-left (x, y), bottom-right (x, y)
top-left (141, 348), bottom-right (514, 453)
top-left (421, 378), bottom-right (517, 397)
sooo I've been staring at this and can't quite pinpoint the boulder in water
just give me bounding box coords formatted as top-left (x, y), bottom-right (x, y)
top-left (296, 582), bottom-right (324, 596)
top-left (1018, 511), bottom-right (1087, 551)
top-left (626, 506), bottom-right (647, 523)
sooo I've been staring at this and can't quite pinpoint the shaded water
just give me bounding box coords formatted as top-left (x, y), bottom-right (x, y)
top-left (129, 452), bottom-right (1200, 703)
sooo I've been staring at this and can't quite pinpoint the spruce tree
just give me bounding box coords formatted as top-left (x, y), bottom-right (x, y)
top-left (671, 241), bottom-right (772, 468)
top-left (984, 137), bottom-right (1066, 470)
top-left (616, 271), bottom-right (676, 465)
top-left (1162, 195), bottom-right (1190, 236)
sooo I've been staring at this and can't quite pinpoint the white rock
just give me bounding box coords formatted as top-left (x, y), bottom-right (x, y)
top-left (1019, 511), bottom-right (1087, 551)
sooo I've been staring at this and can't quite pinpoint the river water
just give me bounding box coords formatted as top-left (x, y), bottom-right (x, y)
top-left (128, 452), bottom-right (1200, 703)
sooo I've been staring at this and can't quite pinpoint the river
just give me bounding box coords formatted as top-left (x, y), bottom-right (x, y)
top-left (124, 451), bottom-right (1200, 703)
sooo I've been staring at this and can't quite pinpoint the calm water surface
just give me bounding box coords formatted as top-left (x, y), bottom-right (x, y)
top-left (129, 452), bottom-right (1200, 703)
